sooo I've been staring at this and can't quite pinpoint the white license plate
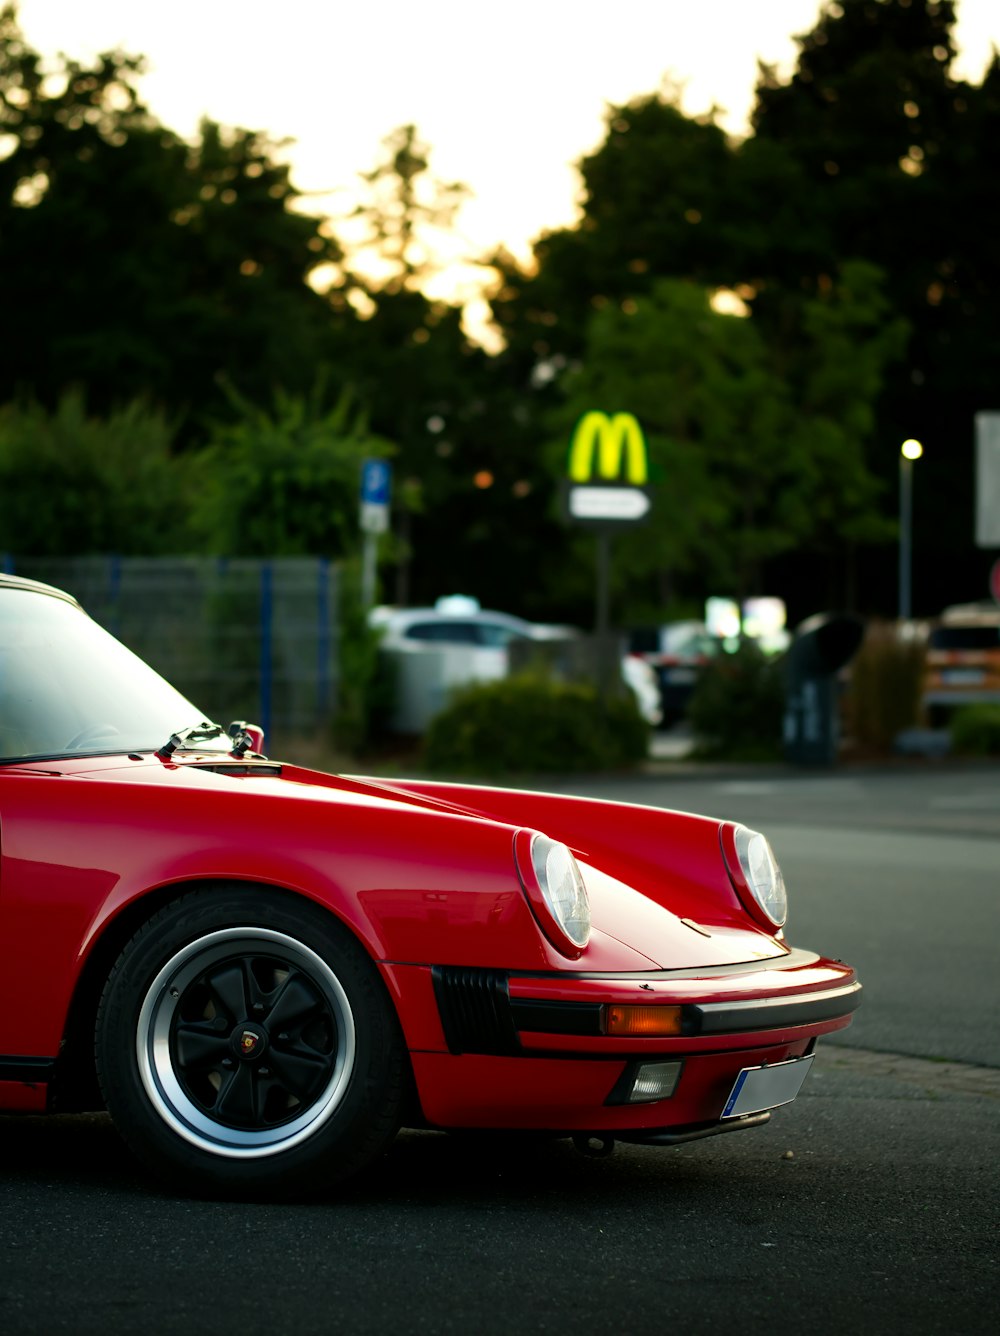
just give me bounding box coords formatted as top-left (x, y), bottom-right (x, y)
top-left (721, 1055), bottom-right (815, 1119)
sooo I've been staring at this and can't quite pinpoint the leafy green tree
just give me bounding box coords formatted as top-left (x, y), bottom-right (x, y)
top-left (0, 4), bottom-right (348, 425)
top-left (551, 282), bottom-right (768, 617)
top-left (0, 391), bottom-right (188, 554)
top-left (490, 1), bottom-right (1000, 619)
top-left (747, 0), bottom-right (1000, 611)
top-left (783, 260), bottom-right (908, 540)
top-left (548, 269), bottom-right (902, 623)
top-left (345, 123), bottom-right (470, 295)
top-left (749, 0), bottom-right (962, 279)
top-left (337, 125), bottom-right (529, 608)
top-left (483, 93), bottom-right (769, 624)
top-left (486, 94), bottom-right (743, 376)
top-left (188, 382), bottom-right (393, 558)
top-left (149, 117), bottom-right (350, 423)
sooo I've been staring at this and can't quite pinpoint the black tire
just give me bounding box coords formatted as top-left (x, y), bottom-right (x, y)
top-left (95, 886), bottom-right (406, 1199)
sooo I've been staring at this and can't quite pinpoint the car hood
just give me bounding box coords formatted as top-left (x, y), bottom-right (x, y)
top-left (352, 773), bottom-right (788, 969)
top-left (34, 753), bottom-right (786, 970)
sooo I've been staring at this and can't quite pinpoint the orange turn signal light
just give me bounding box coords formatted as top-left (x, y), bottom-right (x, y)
top-left (604, 1004), bottom-right (683, 1037)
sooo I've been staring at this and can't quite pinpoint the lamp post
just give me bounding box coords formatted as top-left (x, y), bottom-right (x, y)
top-left (898, 438), bottom-right (923, 621)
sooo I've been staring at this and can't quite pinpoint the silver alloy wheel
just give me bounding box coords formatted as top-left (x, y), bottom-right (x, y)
top-left (136, 927), bottom-right (357, 1158)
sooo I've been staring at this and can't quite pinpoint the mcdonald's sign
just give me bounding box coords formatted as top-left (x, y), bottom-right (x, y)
top-left (563, 411), bottom-right (652, 526)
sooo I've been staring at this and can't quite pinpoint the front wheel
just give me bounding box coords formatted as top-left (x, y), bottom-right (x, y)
top-left (96, 887), bottom-right (406, 1199)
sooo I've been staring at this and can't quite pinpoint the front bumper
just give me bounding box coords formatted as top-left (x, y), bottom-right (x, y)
top-left (380, 948), bottom-right (861, 1135)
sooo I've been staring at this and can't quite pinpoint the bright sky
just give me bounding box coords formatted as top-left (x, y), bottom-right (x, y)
top-left (14, 0), bottom-right (1000, 327)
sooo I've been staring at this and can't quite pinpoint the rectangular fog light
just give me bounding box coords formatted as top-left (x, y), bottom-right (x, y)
top-left (628, 1060), bottom-right (683, 1104)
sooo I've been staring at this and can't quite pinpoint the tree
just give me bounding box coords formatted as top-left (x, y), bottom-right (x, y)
top-left (0, 5), bottom-right (349, 426)
top-left (490, 1), bottom-right (1000, 617)
top-left (748, 0), bottom-right (1000, 612)
top-left (336, 125), bottom-right (523, 607)
top-left (487, 93), bottom-right (745, 375)
top-left (345, 123), bottom-right (471, 296)
top-left (750, 0), bottom-right (961, 273)
top-left (482, 93), bottom-right (770, 623)
top-left (546, 270), bottom-right (902, 624)
top-left (0, 391), bottom-right (188, 555)
top-left (188, 382), bottom-right (393, 558)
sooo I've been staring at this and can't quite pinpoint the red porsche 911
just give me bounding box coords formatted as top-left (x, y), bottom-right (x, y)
top-left (0, 575), bottom-right (861, 1198)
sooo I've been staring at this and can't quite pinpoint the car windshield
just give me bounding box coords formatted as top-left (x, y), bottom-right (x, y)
top-left (929, 625), bottom-right (1000, 650)
top-left (0, 587), bottom-right (225, 762)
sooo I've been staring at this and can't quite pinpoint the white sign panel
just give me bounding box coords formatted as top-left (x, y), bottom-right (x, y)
top-left (567, 485), bottom-right (650, 522)
top-left (976, 412), bottom-right (1000, 547)
top-left (360, 501), bottom-right (389, 533)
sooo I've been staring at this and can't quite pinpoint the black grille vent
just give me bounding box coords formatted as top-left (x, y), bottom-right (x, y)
top-left (432, 966), bottom-right (519, 1055)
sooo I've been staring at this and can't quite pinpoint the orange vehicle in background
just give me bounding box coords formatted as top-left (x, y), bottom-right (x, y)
top-left (923, 602), bottom-right (1000, 724)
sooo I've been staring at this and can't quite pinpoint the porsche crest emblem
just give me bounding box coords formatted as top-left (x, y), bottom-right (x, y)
top-left (240, 1030), bottom-right (259, 1054)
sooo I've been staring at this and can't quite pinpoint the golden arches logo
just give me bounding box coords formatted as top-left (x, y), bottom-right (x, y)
top-left (568, 412), bottom-right (648, 486)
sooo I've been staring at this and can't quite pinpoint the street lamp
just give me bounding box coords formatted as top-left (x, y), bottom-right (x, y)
top-left (898, 438), bottom-right (923, 621)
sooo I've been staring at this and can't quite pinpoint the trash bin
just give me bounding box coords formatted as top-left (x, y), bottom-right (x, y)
top-left (783, 613), bottom-right (865, 765)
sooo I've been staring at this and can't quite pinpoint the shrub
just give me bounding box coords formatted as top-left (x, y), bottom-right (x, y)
top-left (846, 620), bottom-right (925, 752)
top-left (949, 704), bottom-right (1000, 757)
top-left (422, 673), bottom-right (649, 775)
top-left (0, 391), bottom-right (189, 554)
top-left (189, 383), bottom-right (393, 559)
top-left (687, 641), bottom-right (785, 761)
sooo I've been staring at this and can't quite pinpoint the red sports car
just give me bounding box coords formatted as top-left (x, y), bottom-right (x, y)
top-left (0, 575), bottom-right (861, 1198)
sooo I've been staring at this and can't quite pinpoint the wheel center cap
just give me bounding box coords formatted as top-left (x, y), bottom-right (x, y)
top-left (232, 1024), bottom-right (268, 1061)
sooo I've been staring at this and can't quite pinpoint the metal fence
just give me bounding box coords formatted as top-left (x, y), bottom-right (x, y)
top-left (1, 555), bottom-right (340, 737)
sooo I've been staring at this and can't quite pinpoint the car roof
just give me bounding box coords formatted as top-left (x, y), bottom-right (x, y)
top-left (374, 606), bottom-right (533, 630)
top-left (0, 574), bottom-right (80, 608)
top-left (939, 602), bottom-right (1000, 626)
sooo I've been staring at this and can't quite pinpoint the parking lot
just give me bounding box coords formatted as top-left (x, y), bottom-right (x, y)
top-left (2, 762), bottom-right (997, 1334)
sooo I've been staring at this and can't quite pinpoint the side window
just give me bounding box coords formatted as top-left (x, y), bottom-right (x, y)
top-left (475, 623), bottom-right (524, 648)
top-left (404, 621), bottom-right (480, 644)
top-left (404, 622), bottom-right (440, 641)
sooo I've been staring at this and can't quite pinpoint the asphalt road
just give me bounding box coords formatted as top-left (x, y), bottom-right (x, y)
top-left (1, 761), bottom-right (997, 1335)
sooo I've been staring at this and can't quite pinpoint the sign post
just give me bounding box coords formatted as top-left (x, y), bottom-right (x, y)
top-left (562, 412), bottom-right (652, 696)
top-left (359, 459), bottom-right (391, 610)
top-left (976, 412), bottom-right (1000, 548)
top-left (564, 412), bottom-right (651, 524)
top-left (898, 438), bottom-right (923, 621)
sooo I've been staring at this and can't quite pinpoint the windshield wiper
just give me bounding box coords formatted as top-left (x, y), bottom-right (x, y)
top-left (156, 722), bottom-right (226, 759)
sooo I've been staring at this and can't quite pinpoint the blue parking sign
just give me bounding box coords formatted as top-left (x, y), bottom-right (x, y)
top-left (361, 459), bottom-right (391, 506)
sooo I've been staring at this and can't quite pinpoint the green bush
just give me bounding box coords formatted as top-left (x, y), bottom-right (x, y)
top-left (687, 641), bottom-right (785, 761)
top-left (949, 705), bottom-right (1000, 757)
top-left (0, 391), bottom-right (189, 554)
top-left (422, 673), bottom-right (649, 775)
top-left (189, 383), bottom-right (393, 559)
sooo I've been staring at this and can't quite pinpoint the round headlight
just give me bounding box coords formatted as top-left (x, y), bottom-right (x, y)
top-left (529, 835), bottom-right (591, 951)
top-left (729, 826), bottom-right (787, 929)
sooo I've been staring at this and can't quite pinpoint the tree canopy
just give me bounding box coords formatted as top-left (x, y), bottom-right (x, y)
top-left (488, 0), bottom-right (999, 619)
top-left (0, 3), bottom-right (348, 424)
top-left (1, 0), bottom-right (997, 624)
